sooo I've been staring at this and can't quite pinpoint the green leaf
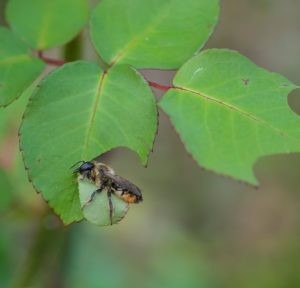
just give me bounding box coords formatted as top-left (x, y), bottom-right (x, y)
top-left (160, 49), bottom-right (300, 185)
top-left (90, 0), bottom-right (219, 69)
top-left (6, 0), bottom-right (89, 50)
top-left (20, 61), bottom-right (157, 224)
top-left (78, 179), bottom-right (129, 226)
top-left (0, 78), bottom-right (36, 141)
top-left (0, 27), bottom-right (44, 107)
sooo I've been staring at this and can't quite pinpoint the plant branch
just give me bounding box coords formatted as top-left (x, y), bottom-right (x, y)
top-left (37, 53), bottom-right (172, 92)
top-left (147, 81), bottom-right (172, 91)
top-left (37, 51), bottom-right (65, 66)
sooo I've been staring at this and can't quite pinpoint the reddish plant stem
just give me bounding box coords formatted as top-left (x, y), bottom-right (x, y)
top-left (37, 53), bottom-right (172, 92)
top-left (147, 81), bottom-right (172, 91)
top-left (41, 57), bottom-right (65, 66)
top-left (37, 51), bottom-right (65, 66)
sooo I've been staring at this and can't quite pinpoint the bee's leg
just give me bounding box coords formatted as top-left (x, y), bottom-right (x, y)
top-left (83, 187), bottom-right (103, 208)
top-left (107, 190), bottom-right (113, 225)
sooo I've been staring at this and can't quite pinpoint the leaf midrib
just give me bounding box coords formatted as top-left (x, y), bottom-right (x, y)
top-left (109, 1), bottom-right (171, 65)
top-left (0, 54), bottom-right (31, 65)
top-left (82, 71), bottom-right (107, 159)
top-left (38, 1), bottom-right (53, 48)
top-left (174, 85), bottom-right (300, 145)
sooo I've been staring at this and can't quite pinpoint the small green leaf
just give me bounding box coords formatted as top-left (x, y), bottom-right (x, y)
top-left (160, 49), bottom-right (300, 185)
top-left (90, 0), bottom-right (219, 69)
top-left (6, 0), bottom-right (88, 50)
top-left (0, 27), bottom-right (44, 107)
top-left (78, 179), bottom-right (129, 226)
top-left (20, 61), bottom-right (157, 224)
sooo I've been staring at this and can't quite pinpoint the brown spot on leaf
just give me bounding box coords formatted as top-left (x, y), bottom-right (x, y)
top-left (281, 83), bottom-right (289, 87)
top-left (242, 78), bottom-right (249, 86)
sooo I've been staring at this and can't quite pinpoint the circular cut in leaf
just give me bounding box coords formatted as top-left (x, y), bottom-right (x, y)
top-left (6, 0), bottom-right (88, 50)
top-left (20, 61), bottom-right (157, 224)
top-left (160, 49), bottom-right (300, 185)
top-left (0, 27), bottom-right (44, 107)
top-left (90, 0), bottom-right (219, 69)
top-left (78, 178), bottom-right (129, 226)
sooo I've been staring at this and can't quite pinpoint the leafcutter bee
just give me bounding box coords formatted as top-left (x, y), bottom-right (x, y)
top-left (72, 160), bottom-right (142, 224)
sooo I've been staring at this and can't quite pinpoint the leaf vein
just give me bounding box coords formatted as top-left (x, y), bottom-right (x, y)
top-left (174, 86), bottom-right (300, 145)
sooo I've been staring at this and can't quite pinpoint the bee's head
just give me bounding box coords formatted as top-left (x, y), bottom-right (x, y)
top-left (72, 161), bottom-right (95, 174)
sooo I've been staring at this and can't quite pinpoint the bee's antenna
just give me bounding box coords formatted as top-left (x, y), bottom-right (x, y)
top-left (70, 160), bottom-right (85, 169)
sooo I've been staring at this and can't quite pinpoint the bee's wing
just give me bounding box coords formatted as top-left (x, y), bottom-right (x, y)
top-left (107, 173), bottom-right (143, 202)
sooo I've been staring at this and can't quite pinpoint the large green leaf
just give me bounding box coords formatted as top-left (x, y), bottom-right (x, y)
top-left (90, 0), bottom-right (219, 69)
top-left (20, 61), bottom-right (157, 224)
top-left (160, 49), bottom-right (300, 185)
top-left (0, 27), bottom-right (44, 107)
top-left (6, 0), bottom-right (88, 50)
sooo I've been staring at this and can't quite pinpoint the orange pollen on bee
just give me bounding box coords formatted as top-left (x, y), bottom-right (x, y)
top-left (121, 193), bottom-right (138, 203)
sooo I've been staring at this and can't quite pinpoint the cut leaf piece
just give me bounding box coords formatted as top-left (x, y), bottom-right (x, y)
top-left (0, 27), bottom-right (44, 107)
top-left (90, 0), bottom-right (219, 69)
top-left (20, 61), bottom-right (157, 224)
top-left (6, 0), bottom-right (88, 49)
top-left (78, 178), bottom-right (129, 226)
top-left (160, 49), bottom-right (300, 185)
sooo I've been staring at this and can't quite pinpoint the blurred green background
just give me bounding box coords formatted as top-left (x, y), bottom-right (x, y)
top-left (2, 0), bottom-right (300, 287)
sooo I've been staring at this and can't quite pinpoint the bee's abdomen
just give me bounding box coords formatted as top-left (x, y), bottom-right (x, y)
top-left (114, 189), bottom-right (143, 203)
